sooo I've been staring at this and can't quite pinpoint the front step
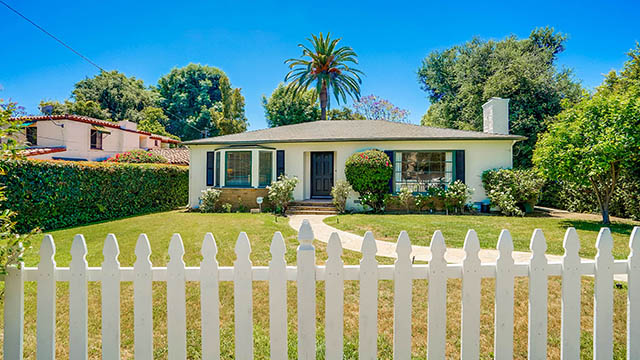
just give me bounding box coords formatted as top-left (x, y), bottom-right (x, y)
top-left (287, 200), bottom-right (338, 215)
top-left (287, 209), bottom-right (338, 215)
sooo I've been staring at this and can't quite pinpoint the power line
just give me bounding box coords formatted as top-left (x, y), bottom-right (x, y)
top-left (0, 0), bottom-right (105, 72)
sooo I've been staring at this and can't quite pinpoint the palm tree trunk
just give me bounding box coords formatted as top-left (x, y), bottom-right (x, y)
top-left (320, 82), bottom-right (328, 120)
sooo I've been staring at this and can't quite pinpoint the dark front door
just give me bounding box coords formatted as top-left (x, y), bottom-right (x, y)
top-left (311, 152), bottom-right (334, 198)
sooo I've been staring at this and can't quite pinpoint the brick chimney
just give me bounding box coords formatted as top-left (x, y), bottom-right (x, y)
top-left (482, 97), bottom-right (510, 135)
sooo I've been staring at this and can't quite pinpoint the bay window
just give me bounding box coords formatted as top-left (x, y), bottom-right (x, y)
top-left (394, 151), bottom-right (454, 192)
top-left (258, 151), bottom-right (273, 187)
top-left (225, 151), bottom-right (252, 187)
top-left (208, 147), bottom-right (276, 188)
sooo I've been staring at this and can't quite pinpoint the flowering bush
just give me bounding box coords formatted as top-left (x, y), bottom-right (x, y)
top-left (344, 149), bottom-right (393, 212)
top-left (107, 149), bottom-right (167, 164)
top-left (221, 203), bottom-right (233, 213)
top-left (443, 180), bottom-right (473, 214)
top-left (199, 188), bottom-right (221, 213)
top-left (396, 186), bottom-right (415, 213)
top-left (352, 94), bottom-right (410, 122)
top-left (482, 168), bottom-right (544, 216)
top-left (331, 180), bottom-right (352, 214)
top-left (267, 175), bottom-right (299, 215)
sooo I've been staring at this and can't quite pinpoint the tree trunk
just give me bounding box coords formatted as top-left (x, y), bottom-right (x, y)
top-left (319, 82), bottom-right (328, 120)
top-left (601, 200), bottom-right (611, 225)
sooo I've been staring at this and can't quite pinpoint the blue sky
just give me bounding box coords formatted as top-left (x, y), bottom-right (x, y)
top-left (1, 0), bottom-right (639, 130)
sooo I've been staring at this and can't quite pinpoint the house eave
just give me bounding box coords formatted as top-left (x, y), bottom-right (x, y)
top-left (183, 135), bottom-right (526, 146)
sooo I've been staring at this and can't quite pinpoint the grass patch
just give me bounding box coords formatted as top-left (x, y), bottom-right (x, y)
top-left (0, 211), bottom-right (631, 359)
top-left (324, 214), bottom-right (639, 259)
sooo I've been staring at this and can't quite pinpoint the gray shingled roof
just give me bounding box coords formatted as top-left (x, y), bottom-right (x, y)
top-left (183, 120), bottom-right (525, 145)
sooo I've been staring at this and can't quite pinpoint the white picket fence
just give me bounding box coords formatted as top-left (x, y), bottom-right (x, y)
top-left (2, 220), bottom-right (640, 359)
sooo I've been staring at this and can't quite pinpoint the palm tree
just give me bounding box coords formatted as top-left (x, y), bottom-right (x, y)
top-left (284, 33), bottom-right (363, 120)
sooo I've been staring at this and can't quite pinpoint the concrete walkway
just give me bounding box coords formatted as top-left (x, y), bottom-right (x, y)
top-left (288, 215), bottom-right (629, 282)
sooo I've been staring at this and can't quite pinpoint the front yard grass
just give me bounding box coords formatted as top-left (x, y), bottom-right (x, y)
top-left (0, 210), bottom-right (631, 359)
top-left (324, 213), bottom-right (640, 259)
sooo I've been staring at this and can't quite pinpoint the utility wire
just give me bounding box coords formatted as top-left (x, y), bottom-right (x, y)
top-left (0, 0), bottom-right (105, 72)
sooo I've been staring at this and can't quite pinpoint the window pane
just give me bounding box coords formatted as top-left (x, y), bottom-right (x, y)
top-left (225, 151), bottom-right (251, 187)
top-left (259, 151), bottom-right (273, 187)
top-left (26, 127), bottom-right (37, 145)
top-left (396, 151), bottom-right (453, 192)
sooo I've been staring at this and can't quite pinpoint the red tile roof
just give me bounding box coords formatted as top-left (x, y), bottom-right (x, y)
top-left (22, 146), bottom-right (67, 157)
top-left (149, 148), bottom-right (189, 165)
top-left (12, 115), bottom-right (180, 144)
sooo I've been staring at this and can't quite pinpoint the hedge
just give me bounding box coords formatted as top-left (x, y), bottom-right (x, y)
top-left (0, 159), bottom-right (189, 232)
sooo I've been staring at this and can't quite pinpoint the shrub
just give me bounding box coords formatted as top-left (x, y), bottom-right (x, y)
top-left (199, 188), bottom-right (221, 213)
top-left (0, 159), bottom-right (188, 232)
top-left (344, 149), bottom-right (393, 213)
top-left (397, 187), bottom-right (414, 213)
top-left (331, 180), bottom-right (352, 214)
top-left (444, 180), bottom-right (473, 214)
top-left (482, 168), bottom-right (544, 216)
top-left (267, 175), bottom-right (299, 215)
top-left (221, 203), bottom-right (233, 213)
top-left (107, 149), bottom-right (167, 164)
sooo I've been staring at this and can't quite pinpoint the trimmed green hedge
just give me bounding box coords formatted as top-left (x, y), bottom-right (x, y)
top-left (1, 159), bottom-right (188, 232)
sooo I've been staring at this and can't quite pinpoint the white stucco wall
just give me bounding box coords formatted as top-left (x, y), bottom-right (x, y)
top-left (187, 139), bottom-right (516, 209)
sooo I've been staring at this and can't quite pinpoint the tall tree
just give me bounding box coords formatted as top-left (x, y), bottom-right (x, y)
top-left (352, 94), bottom-right (410, 122)
top-left (72, 70), bottom-right (158, 121)
top-left (327, 106), bottom-right (366, 120)
top-left (284, 32), bottom-right (363, 120)
top-left (39, 99), bottom-right (111, 120)
top-left (417, 27), bottom-right (582, 167)
top-left (262, 84), bottom-right (320, 127)
top-left (156, 63), bottom-right (247, 140)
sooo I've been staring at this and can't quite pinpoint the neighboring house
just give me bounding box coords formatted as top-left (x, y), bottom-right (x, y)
top-left (11, 115), bottom-right (180, 161)
top-left (184, 98), bottom-right (525, 210)
top-left (149, 148), bottom-right (190, 166)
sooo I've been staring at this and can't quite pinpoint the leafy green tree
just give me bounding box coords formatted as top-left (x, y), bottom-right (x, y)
top-left (39, 99), bottom-right (111, 120)
top-left (533, 93), bottom-right (640, 224)
top-left (262, 84), bottom-right (320, 127)
top-left (417, 27), bottom-right (582, 167)
top-left (72, 70), bottom-right (158, 121)
top-left (136, 107), bottom-right (174, 137)
top-left (157, 63), bottom-right (247, 140)
top-left (285, 32), bottom-right (363, 120)
top-left (327, 106), bottom-right (366, 120)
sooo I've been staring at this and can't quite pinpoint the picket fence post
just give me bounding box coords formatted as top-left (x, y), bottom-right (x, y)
top-left (36, 234), bottom-right (56, 360)
top-left (269, 231), bottom-right (288, 360)
top-left (461, 230), bottom-right (481, 360)
top-left (200, 233), bottom-right (220, 360)
top-left (3, 256), bottom-right (24, 359)
top-left (325, 232), bottom-right (344, 360)
top-left (102, 234), bottom-right (121, 360)
top-left (69, 235), bottom-right (89, 360)
top-left (234, 232), bottom-right (253, 359)
top-left (528, 229), bottom-right (548, 360)
top-left (167, 234), bottom-right (187, 360)
top-left (561, 228), bottom-right (581, 359)
top-left (594, 228), bottom-right (614, 359)
top-left (393, 231), bottom-right (412, 360)
top-left (297, 219), bottom-right (316, 360)
top-left (359, 231), bottom-right (379, 360)
top-left (494, 230), bottom-right (515, 360)
top-left (427, 230), bottom-right (447, 360)
top-left (628, 227), bottom-right (640, 360)
top-left (134, 234), bottom-right (153, 360)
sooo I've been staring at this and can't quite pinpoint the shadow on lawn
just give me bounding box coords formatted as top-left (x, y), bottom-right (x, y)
top-left (557, 219), bottom-right (636, 238)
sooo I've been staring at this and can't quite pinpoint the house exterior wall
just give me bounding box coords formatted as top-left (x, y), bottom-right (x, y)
top-left (187, 139), bottom-right (515, 209)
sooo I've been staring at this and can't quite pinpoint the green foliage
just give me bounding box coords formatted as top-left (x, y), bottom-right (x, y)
top-left (443, 180), bottom-right (473, 214)
top-left (417, 27), bottom-right (582, 167)
top-left (352, 94), bottom-right (410, 122)
top-left (39, 99), bottom-right (111, 120)
top-left (135, 107), bottom-right (175, 138)
top-left (344, 150), bottom-right (393, 212)
top-left (327, 106), bottom-right (366, 120)
top-left (285, 32), bottom-right (363, 120)
top-left (106, 149), bottom-right (168, 164)
top-left (266, 175), bottom-right (299, 215)
top-left (221, 203), bottom-right (233, 213)
top-left (199, 188), bottom-right (222, 213)
top-left (331, 180), bottom-right (353, 214)
top-left (262, 84), bottom-right (320, 127)
top-left (0, 160), bottom-right (188, 232)
top-left (396, 187), bottom-right (415, 213)
top-left (482, 168), bottom-right (543, 216)
top-left (157, 63), bottom-right (247, 140)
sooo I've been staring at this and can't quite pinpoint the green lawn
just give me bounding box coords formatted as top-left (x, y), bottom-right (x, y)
top-left (0, 211), bottom-right (632, 359)
top-left (324, 213), bottom-right (640, 259)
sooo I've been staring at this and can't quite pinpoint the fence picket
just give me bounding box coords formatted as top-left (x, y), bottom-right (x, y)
top-left (528, 229), bottom-right (548, 360)
top-left (325, 232), bottom-right (344, 360)
top-left (594, 228), bottom-right (614, 359)
top-left (3, 259), bottom-right (24, 360)
top-left (393, 231), bottom-right (412, 360)
top-left (628, 227), bottom-right (640, 360)
top-left (269, 232), bottom-right (288, 360)
top-left (561, 228), bottom-right (581, 359)
top-left (461, 230), bottom-right (481, 360)
top-left (36, 234), bottom-right (56, 360)
top-left (427, 231), bottom-right (448, 360)
top-left (297, 219), bottom-right (316, 360)
top-left (134, 234), bottom-right (153, 360)
top-left (359, 231), bottom-right (379, 360)
top-left (102, 234), bottom-right (121, 360)
top-left (234, 232), bottom-right (253, 359)
top-left (167, 234), bottom-right (187, 360)
top-left (200, 233), bottom-right (220, 359)
top-left (69, 235), bottom-right (89, 360)
top-left (494, 230), bottom-right (515, 360)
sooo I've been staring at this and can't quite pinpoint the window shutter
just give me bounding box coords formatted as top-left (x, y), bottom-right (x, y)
top-left (276, 150), bottom-right (285, 178)
top-left (206, 152), bottom-right (214, 186)
top-left (383, 150), bottom-right (394, 193)
top-left (455, 150), bottom-right (465, 183)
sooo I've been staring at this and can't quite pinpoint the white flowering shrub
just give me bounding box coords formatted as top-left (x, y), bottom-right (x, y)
top-left (331, 180), bottom-right (352, 214)
top-left (200, 188), bottom-right (222, 213)
top-left (444, 180), bottom-right (473, 214)
top-left (397, 186), bottom-right (415, 213)
top-left (267, 175), bottom-right (299, 215)
top-left (482, 168), bottom-right (544, 216)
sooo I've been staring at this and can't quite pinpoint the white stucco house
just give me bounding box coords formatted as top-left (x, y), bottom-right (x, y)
top-left (12, 115), bottom-right (180, 161)
top-left (183, 98), bottom-right (525, 210)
